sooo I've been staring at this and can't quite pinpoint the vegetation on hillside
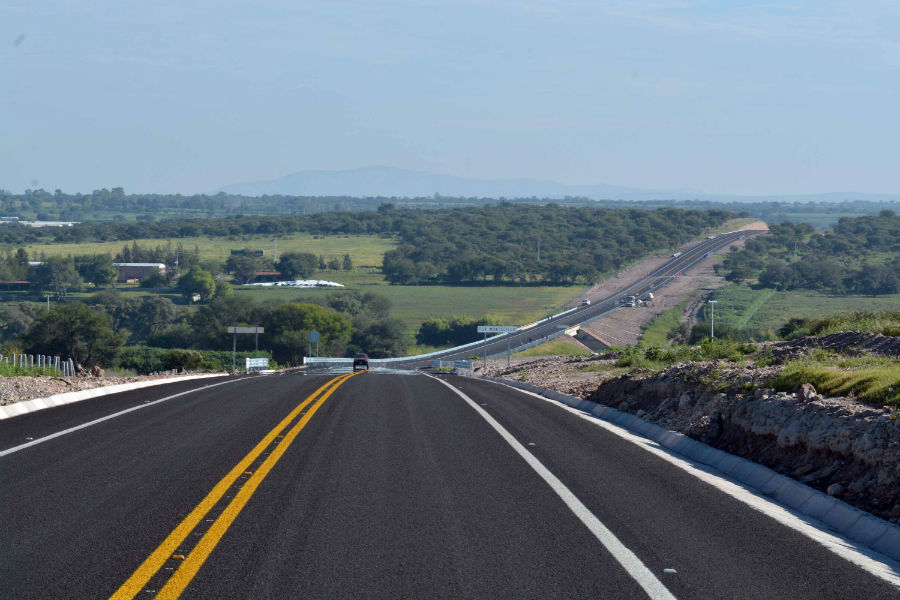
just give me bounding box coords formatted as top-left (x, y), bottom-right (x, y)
top-left (774, 353), bottom-right (900, 407)
top-left (0, 187), bottom-right (891, 229)
top-left (1, 204), bottom-right (732, 286)
top-left (778, 310), bottom-right (900, 339)
top-left (718, 212), bottom-right (900, 294)
top-left (380, 204), bottom-right (731, 284)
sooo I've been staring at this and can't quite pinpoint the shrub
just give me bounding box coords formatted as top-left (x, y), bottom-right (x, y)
top-left (164, 349), bottom-right (204, 371)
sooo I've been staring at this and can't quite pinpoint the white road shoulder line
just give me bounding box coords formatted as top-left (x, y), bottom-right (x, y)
top-left (427, 374), bottom-right (677, 600)
top-left (498, 382), bottom-right (900, 588)
top-left (0, 379), bottom-right (240, 457)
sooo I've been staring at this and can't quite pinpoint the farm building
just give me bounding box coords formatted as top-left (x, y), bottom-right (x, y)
top-left (112, 262), bottom-right (166, 282)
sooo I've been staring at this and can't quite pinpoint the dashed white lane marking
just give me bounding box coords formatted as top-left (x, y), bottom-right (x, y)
top-left (0, 379), bottom-right (241, 457)
top-left (428, 374), bottom-right (678, 600)
top-left (502, 383), bottom-right (900, 589)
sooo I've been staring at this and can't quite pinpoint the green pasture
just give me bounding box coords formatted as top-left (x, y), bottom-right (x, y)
top-left (235, 283), bottom-right (583, 340)
top-left (21, 233), bottom-right (398, 268)
top-left (702, 284), bottom-right (900, 336)
top-left (512, 336), bottom-right (592, 358)
top-left (639, 299), bottom-right (691, 347)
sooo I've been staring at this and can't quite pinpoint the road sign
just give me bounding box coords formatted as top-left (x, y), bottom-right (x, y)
top-left (308, 331), bottom-right (320, 343)
top-left (476, 325), bottom-right (519, 333)
top-left (227, 326), bottom-right (264, 334)
top-left (245, 357), bottom-right (269, 369)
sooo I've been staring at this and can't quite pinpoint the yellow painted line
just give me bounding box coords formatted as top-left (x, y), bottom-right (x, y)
top-left (155, 370), bottom-right (359, 599)
top-left (110, 371), bottom-right (356, 600)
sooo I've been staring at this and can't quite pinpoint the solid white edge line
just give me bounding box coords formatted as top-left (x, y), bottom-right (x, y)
top-left (0, 379), bottom-right (240, 457)
top-left (426, 374), bottom-right (677, 600)
top-left (493, 381), bottom-right (900, 588)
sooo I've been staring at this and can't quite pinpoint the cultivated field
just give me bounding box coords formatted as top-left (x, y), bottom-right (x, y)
top-left (705, 285), bottom-right (900, 334)
top-left (22, 233), bottom-right (398, 269)
top-left (235, 283), bottom-right (583, 336)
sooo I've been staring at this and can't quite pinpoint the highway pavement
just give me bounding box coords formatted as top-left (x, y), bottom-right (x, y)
top-left (2, 370), bottom-right (897, 599)
top-left (401, 229), bottom-right (765, 367)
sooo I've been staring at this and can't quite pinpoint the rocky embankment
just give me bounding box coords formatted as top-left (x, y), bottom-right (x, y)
top-left (0, 374), bottom-right (201, 407)
top-left (485, 333), bottom-right (900, 524)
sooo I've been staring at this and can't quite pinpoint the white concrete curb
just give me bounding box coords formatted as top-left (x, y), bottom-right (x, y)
top-left (483, 376), bottom-right (900, 562)
top-left (0, 374), bottom-right (226, 420)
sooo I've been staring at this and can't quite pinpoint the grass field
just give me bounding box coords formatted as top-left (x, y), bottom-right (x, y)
top-left (512, 336), bottom-right (592, 358)
top-left (699, 284), bottom-right (900, 337)
top-left (639, 299), bottom-right (691, 347)
top-left (22, 233), bottom-right (398, 268)
top-left (235, 283), bottom-right (584, 348)
top-left (775, 354), bottom-right (900, 407)
top-left (700, 285), bottom-right (775, 329)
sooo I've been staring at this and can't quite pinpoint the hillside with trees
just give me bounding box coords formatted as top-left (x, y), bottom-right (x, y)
top-left (0, 187), bottom-right (892, 230)
top-left (3, 204), bottom-right (733, 285)
top-left (718, 211), bottom-right (900, 294)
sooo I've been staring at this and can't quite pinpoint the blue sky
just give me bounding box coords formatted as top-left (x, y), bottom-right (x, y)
top-left (1, 1), bottom-right (897, 195)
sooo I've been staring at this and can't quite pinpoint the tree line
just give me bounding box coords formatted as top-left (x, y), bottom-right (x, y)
top-left (381, 204), bottom-right (731, 284)
top-left (1, 187), bottom-right (892, 230)
top-left (2, 289), bottom-right (408, 372)
top-left (718, 211), bottom-right (900, 295)
top-left (7, 200), bottom-right (732, 248)
top-left (3, 204), bottom-right (733, 285)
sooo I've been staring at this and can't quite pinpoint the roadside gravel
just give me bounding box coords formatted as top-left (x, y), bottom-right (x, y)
top-left (0, 374), bottom-right (216, 406)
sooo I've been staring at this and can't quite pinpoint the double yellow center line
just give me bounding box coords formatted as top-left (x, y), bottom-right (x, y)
top-left (111, 371), bottom-right (360, 600)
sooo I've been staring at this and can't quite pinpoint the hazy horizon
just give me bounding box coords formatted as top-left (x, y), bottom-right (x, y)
top-left (2, 1), bottom-right (898, 196)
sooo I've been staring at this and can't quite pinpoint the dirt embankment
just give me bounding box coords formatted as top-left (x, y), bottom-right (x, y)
top-left (0, 374), bottom-right (206, 407)
top-left (484, 332), bottom-right (900, 524)
top-left (578, 220), bottom-right (768, 347)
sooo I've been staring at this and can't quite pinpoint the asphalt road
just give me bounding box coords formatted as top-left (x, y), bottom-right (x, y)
top-left (2, 370), bottom-right (897, 599)
top-left (400, 229), bottom-right (764, 367)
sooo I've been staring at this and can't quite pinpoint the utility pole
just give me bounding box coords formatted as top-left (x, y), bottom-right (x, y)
top-left (708, 300), bottom-right (718, 340)
top-left (45, 294), bottom-right (51, 312)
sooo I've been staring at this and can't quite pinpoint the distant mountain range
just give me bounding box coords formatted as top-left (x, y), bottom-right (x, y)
top-left (215, 166), bottom-right (898, 203)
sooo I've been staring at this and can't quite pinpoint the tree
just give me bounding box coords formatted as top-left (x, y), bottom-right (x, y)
top-left (33, 256), bottom-right (82, 297)
top-left (21, 302), bottom-right (123, 369)
top-left (348, 316), bottom-right (407, 358)
top-left (131, 296), bottom-right (177, 339)
top-left (342, 253), bottom-right (353, 271)
top-left (213, 280), bottom-right (234, 298)
top-left (0, 304), bottom-right (36, 343)
top-left (276, 252), bottom-right (318, 280)
top-left (178, 265), bottom-right (216, 303)
top-left (225, 254), bottom-right (268, 284)
top-left (190, 295), bottom-right (262, 349)
top-left (264, 303), bottom-right (351, 364)
top-left (75, 253), bottom-right (117, 287)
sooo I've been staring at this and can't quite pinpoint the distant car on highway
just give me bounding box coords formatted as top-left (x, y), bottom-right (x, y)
top-left (353, 353), bottom-right (369, 371)
top-left (581, 299), bottom-right (591, 306)
top-left (672, 251), bottom-right (683, 257)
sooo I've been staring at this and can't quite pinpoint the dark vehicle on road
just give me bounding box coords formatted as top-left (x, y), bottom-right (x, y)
top-left (352, 353), bottom-right (369, 371)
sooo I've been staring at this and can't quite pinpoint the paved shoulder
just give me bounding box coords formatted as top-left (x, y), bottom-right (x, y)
top-left (446, 376), bottom-right (899, 599)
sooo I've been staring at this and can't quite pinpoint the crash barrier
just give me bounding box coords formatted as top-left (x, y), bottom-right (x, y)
top-left (432, 360), bottom-right (474, 376)
top-left (0, 353), bottom-right (75, 376)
